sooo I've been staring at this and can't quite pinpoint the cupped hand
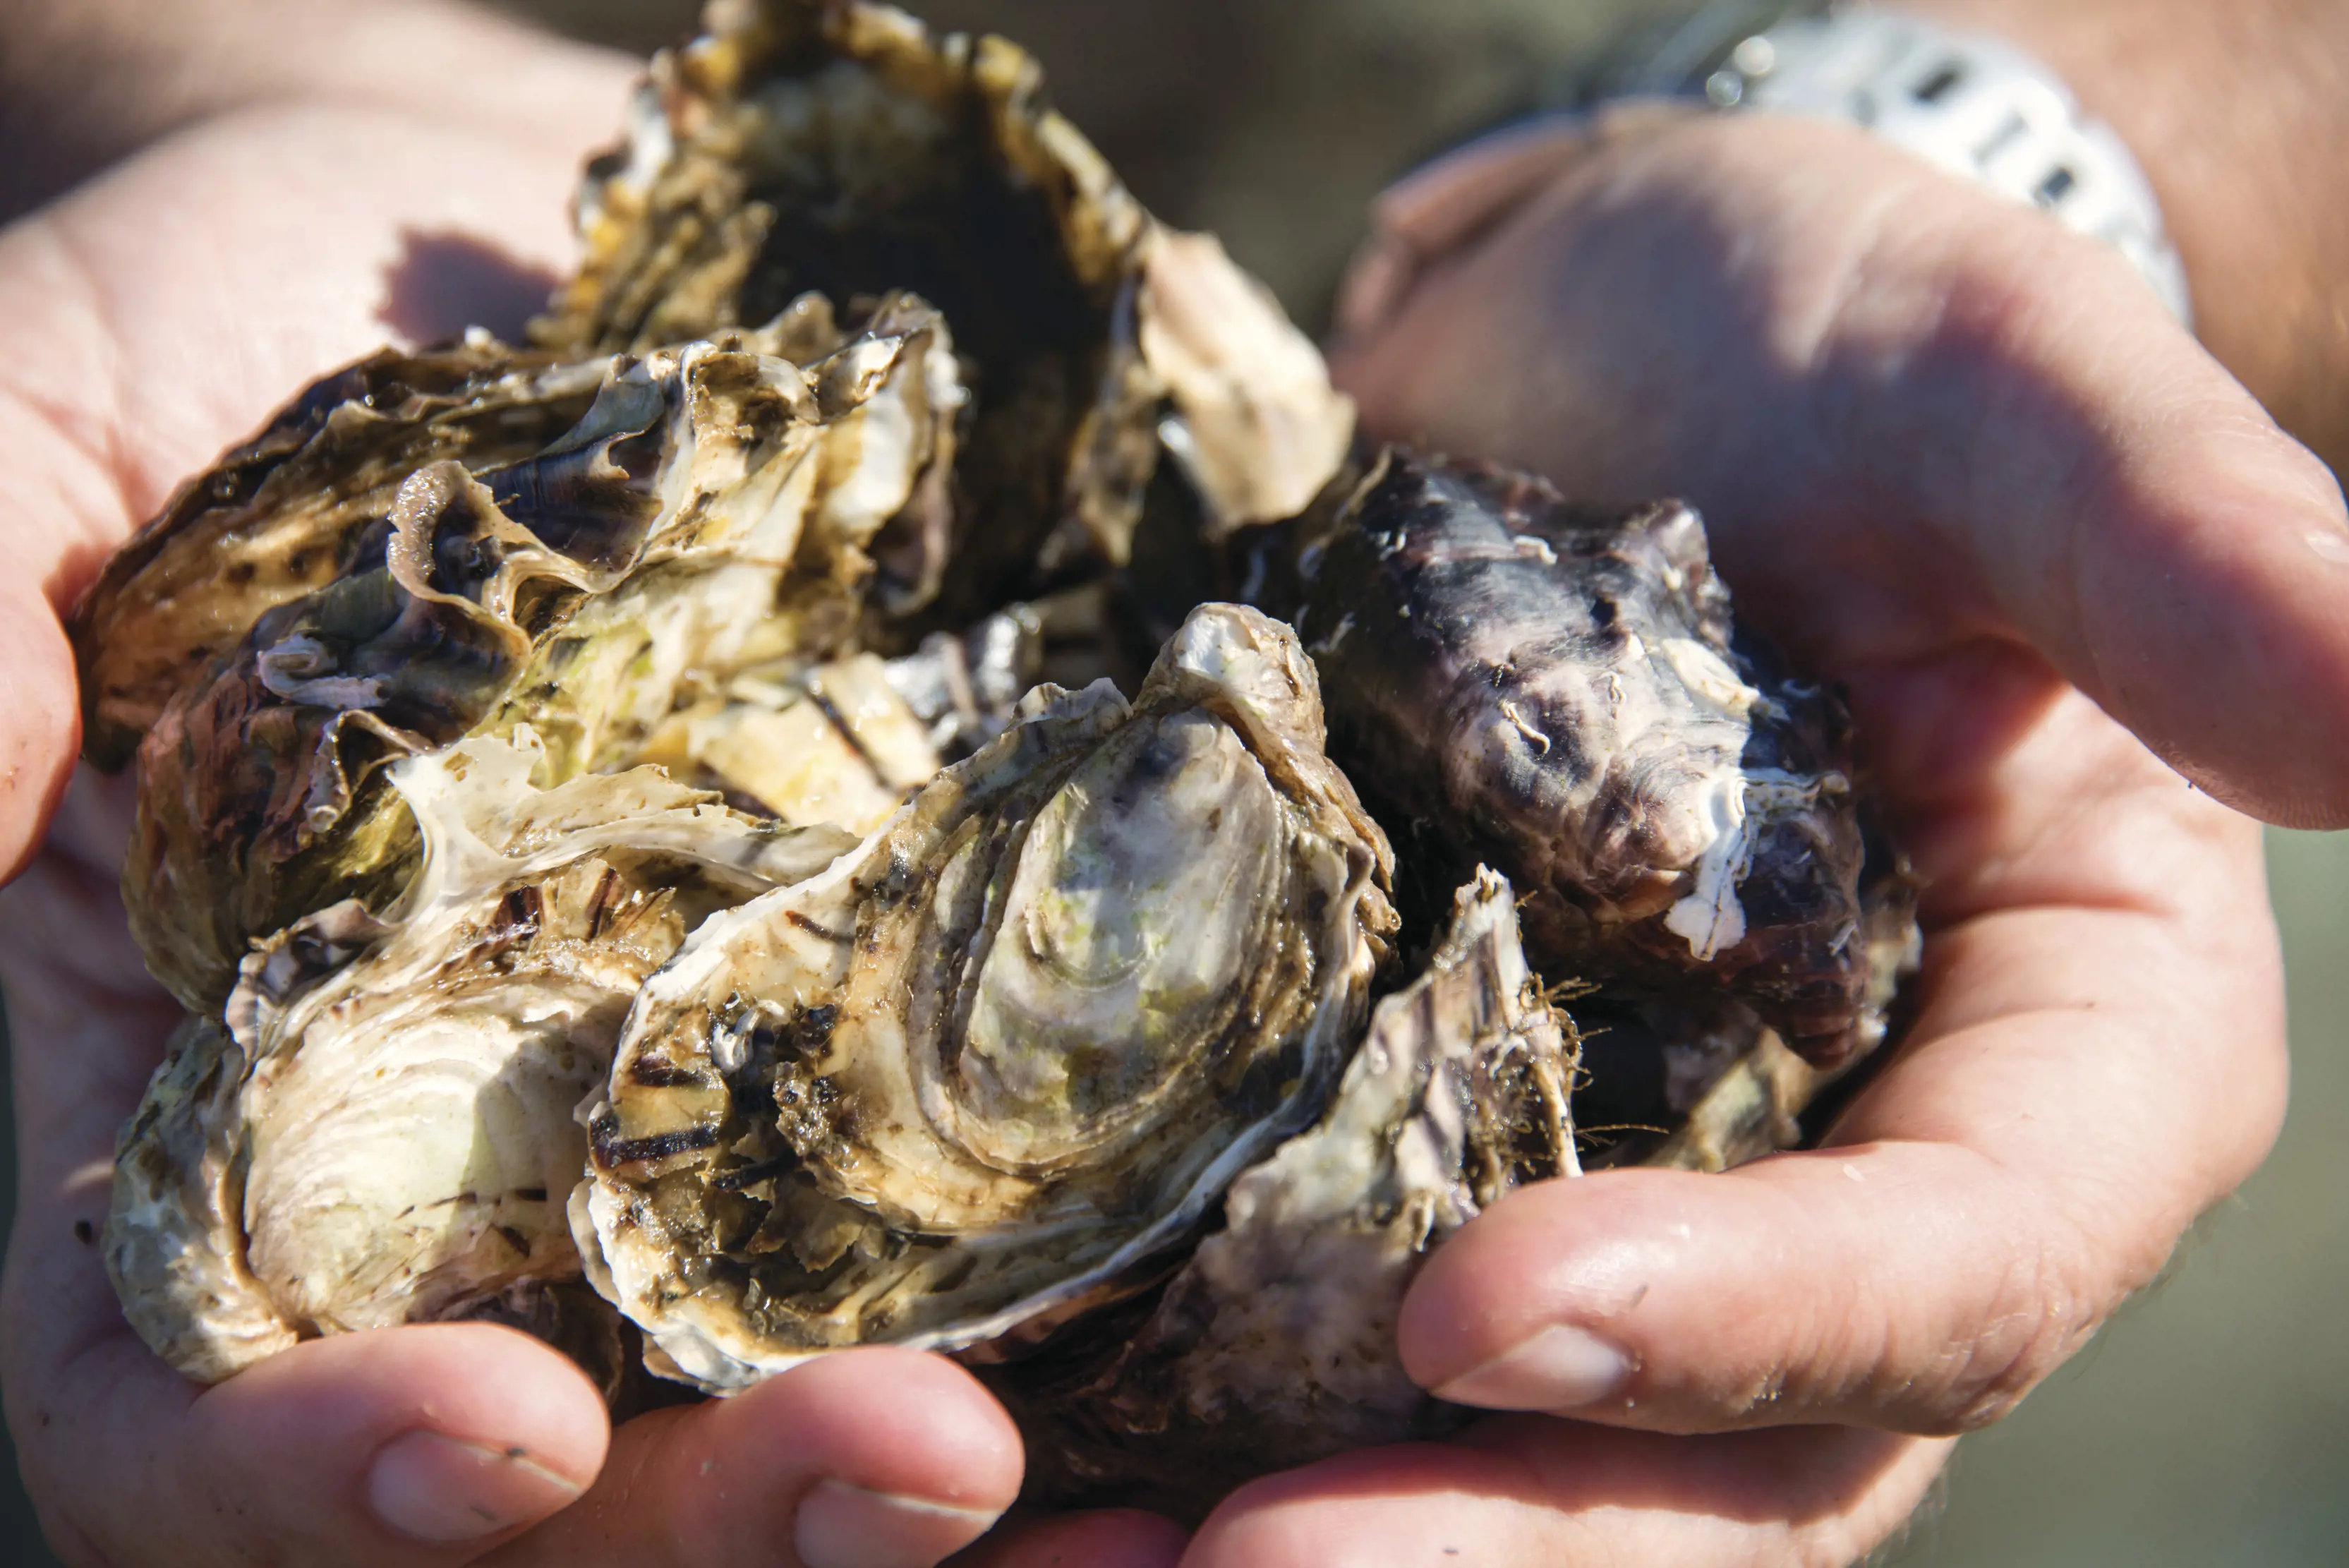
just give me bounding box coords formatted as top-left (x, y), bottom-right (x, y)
top-left (1149, 107), bottom-right (2322, 1564)
top-left (4, 45), bottom-right (2324, 1568)
top-left (0, 38), bottom-right (1030, 1568)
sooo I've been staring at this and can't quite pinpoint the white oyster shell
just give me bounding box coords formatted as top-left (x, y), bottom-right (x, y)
top-left (576, 603), bottom-right (1397, 1392)
top-left (105, 729), bottom-right (855, 1384)
top-left (636, 652), bottom-right (944, 835)
top-left (120, 296), bottom-right (961, 1014)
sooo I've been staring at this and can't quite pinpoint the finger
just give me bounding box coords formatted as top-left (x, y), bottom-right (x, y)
top-left (1180, 1422), bottom-right (1952, 1568)
top-left (1335, 104), bottom-right (1699, 341)
top-left (948, 1509), bottom-right (1188, 1568)
top-left (1399, 687), bottom-right (2287, 1436)
top-left (6, 1321), bottom-right (608, 1567)
top-left (1331, 110), bottom-right (2349, 827)
top-left (1, 834), bottom-right (617, 1565)
top-left (1335, 115), bottom-right (1600, 344)
top-left (486, 1348), bottom-right (1021, 1568)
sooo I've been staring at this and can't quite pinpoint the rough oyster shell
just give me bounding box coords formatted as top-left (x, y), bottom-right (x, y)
top-left (533, 0), bottom-right (1352, 613)
top-left (1279, 451), bottom-right (1889, 1065)
top-left (70, 338), bottom-right (610, 771)
top-left (119, 306), bottom-right (957, 1011)
top-left (882, 606), bottom-right (1046, 761)
top-left (105, 729), bottom-right (856, 1386)
top-left (576, 603), bottom-right (1397, 1390)
top-left (994, 868), bottom-right (1579, 1514)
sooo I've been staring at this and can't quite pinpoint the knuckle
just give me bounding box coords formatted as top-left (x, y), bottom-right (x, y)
top-left (1933, 1221), bottom-right (2113, 1434)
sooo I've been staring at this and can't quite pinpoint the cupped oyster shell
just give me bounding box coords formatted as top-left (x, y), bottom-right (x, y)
top-left (121, 306), bottom-right (958, 1011)
top-left (1277, 451), bottom-right (1890, 1066)
top-left (105, 728), bottom-right (856, 1386)
top-left (576, 603), bottom-right (1398, 1391)
top-left (992, 868), bottom-right (1579, 1514)
top-left (535, 0), bottom-right (1353, 614)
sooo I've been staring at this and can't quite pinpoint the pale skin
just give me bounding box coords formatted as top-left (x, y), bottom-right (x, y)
top-left (1, 2), bottom-right (2343, 1565)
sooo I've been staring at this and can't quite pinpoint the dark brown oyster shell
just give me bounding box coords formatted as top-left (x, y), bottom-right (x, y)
top-left (1272, 450), bottom-right (1899, 1066)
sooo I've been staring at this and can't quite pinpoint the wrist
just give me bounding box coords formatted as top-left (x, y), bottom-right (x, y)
top-left (1888, 0), bottom-right (2349, 472)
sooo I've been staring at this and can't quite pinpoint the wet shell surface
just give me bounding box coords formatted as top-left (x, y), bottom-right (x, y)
top-left (1278, 451), bottom-right (1883, 1065)
top-left (992, 869), bottom-right (1579, 1514)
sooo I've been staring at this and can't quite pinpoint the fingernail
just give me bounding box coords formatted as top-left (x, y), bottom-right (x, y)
top-left (2307, 529), bottom-right (2349, 567)
top-left (794, 1477), bottom-right (1003, 1568)
top-left (1431, 1324), bottom-right (1636, 1412)
top-left (368, 1430), bottom-right (585, 1544)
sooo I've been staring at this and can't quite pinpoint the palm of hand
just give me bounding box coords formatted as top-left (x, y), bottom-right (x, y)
top-left (0, 90), bottom-right (2323, 1568)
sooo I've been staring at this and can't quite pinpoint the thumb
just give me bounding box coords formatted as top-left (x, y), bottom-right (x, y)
top-left (1333, 109), bottom-right (2349, 828)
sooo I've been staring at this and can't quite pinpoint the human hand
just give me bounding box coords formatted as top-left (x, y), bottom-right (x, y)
top-left (1118, 101), bottom-right (2327, 1565)
top-left (0, 17), bottom-right (1037, 1567)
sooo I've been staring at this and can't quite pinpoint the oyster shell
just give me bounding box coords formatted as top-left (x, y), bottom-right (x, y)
top-left (576, 603), bottom-right (1397, 1390)
top-left (534, 0), bottom-right (1353, 614)
top-left (71, 338), bottom-right (610, 771)
top-left (882, 606), bottom-right (1046, 761)
top-left (119, 307), bottom-right (957, 1011)
top-left (636, 651), bottom-right (946, 833)
top-left (1277, 451), bottom-right (1892, 1066)
top-left (994, 869), bottom-right (1579, 1514)
top-left (106, 729), bottom-right (856, 1385)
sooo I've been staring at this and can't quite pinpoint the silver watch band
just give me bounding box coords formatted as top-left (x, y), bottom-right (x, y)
top-left (1703, 10), bottom-right (2192, 323)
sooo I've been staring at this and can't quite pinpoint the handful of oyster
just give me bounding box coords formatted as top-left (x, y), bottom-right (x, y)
top-left (78, 0), bottom-right (1915, 1518)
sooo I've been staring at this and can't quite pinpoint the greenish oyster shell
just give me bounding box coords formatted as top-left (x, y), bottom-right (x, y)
top-left (104, 728), bottom-right (857, 1387)
top-left (574, 603), bottom-right (1398, 1392)
top-left (121, 303), bottom-right (960, 1012)
top-left (533, 0), bottom-right (1352, 617)
top-left (993, 869), bottom-right (1579, 1515)
top-left (70, 338), bottom-right (612, 772)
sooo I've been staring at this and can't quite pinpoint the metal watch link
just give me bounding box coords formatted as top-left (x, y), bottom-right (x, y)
top-left (1578, 1), bottom-right (2191, 325)
top-left (1707, 9), bottom-right (2191, 322)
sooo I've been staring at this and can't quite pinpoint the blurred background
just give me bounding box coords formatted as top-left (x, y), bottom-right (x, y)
top-left (6, 1), bottom-right (2346, 1561)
